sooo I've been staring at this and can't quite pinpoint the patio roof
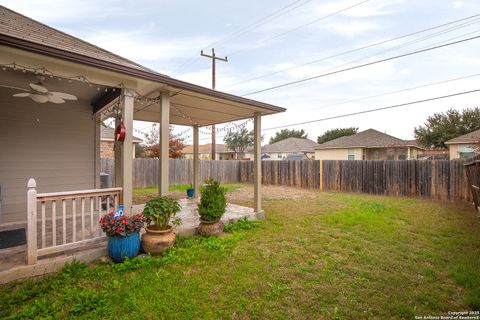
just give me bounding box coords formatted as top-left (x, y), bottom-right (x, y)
top-left (0, 5), bottom-right (286, 126)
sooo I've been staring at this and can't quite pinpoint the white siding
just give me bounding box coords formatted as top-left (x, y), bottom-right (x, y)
top-left (0, 93), bottom-right (95, 224)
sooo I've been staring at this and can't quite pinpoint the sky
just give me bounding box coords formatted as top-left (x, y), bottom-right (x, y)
top-left (2, 0), bottom-right (480, 145)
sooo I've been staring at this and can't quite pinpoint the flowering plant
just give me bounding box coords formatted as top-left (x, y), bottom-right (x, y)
top-left (99, 212), bottom-right (144, 237)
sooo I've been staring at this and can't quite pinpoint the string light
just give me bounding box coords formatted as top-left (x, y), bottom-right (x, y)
top-left (1, 61), bottom-right (257, 141)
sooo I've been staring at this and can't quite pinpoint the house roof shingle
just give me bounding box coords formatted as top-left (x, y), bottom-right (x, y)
top-left (262, 137), bottom-right (320, 153)
top-left (101, 127), bottom-right (143, 143)
top-left (0, 6), bottom-right (155, 73)
top-left (316, 129), bottom-right (424, 149)
top-left (445, 129), bottom-right (480, 144)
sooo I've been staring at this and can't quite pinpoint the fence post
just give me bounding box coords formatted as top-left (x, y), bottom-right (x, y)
top-left (27, 178), bottom-right (38, 265)
top-left (319, 160), bottom-right (323, 191)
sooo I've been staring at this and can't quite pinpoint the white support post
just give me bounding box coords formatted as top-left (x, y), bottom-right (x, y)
top-left (27, 178), bottom-right (37, 265)
top-left (193, 125), bottom-right (200, 198)
top-left (159, 92), bottom-right (170, 196)
top-left (94, 112), bottom-right (101, 189)
top-left (253, 113), bottom-right (263, 218)
top-left (120, 89), bottom-right (134, 213)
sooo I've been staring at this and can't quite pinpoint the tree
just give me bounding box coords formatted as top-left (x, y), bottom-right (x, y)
top-left (224, 128), bottom-right (254, 159)
top-left (143, 125), bottom-right (185, 158)
top-left (317, 127), bottom-right (358, 144)
top-left (269, 128), bottom-right (308, 144)
top-left (135, 143), bottom-right (145, 158)
top-left (414, 108), bottom-right (480, 149)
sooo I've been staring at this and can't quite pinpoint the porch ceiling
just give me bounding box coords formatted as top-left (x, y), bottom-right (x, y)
top-left (133, 87), bottom-right (281, 127)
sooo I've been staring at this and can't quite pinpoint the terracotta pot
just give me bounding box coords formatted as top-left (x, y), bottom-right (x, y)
top-left (197, 219), bottom-right (224, 236)
top-left (141, 225), bottom-right (176, 255)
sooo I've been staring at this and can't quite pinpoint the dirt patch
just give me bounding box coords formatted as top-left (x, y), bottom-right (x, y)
top-left (227, 184), bottom-right (320, 203)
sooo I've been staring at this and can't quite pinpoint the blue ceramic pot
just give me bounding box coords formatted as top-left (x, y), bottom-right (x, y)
top-left (186, 188), bottom-right (195, 198)
top-left (107, 232), bottom-right (140, 263)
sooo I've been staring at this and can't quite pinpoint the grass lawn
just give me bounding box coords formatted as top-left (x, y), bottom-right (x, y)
top-left (133, 183), bottom-right (244, 204)
top-left (1, 188), bottom-right (479, 319)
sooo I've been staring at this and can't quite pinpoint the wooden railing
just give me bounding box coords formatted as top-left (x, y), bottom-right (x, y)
top-left (27, 178), bottom-right (122, 265)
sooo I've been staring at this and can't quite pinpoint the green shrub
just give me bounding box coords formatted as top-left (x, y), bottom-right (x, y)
top-left (198, 179), bottom-right (227, 222)
top-left (142, 196), bottom-right (181, 229)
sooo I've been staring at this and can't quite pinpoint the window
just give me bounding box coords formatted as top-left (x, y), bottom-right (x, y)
top-left (348, 149), bottom-right (355, 160)
top-left (362, 149), bottom-right (366, 160)
top-left (459, 145), bottom-right (477, 159)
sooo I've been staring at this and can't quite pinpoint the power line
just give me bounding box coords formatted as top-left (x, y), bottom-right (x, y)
top-left (171, 0), bottom-right (314, 75)
top-left (263, 89), bottom-right (480, 131)
top-left (208, 0), bottom-right (314, 48)
top-left (307, 73), bottom-right (480, 111)
top-left (225, 0), bottom-right (371, 58)
top-left (221, 13), bottom-right (480, 89)
top-left (242, 34), bottom-right (480, 96)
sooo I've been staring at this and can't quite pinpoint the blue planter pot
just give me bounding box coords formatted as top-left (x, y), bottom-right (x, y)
top-left (107, 232), bottom-right (140, 263)
top-left (186, 188), bottom-right (195, 198)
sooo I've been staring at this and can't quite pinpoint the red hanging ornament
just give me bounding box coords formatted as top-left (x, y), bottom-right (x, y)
top-left (115, 122), bottom-right (126, 142)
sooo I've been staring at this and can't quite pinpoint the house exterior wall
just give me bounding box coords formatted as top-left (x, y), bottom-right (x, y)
top-left (0, 95), bottom-right (95, 224)
top-left (365, 147), bottom-right (409, 160)
top-left (315, 147), bottom-right (420, 160)
top-left (315, 148), bottom-right (363, 160)
top-left (449, 144), bottom-right (459, 160)
top-left (182, 152), bottom-right (235, 160)
top-left (100, 140), bottom-right (137, 158)
top-left (100, 141), bottom-right (115, 158)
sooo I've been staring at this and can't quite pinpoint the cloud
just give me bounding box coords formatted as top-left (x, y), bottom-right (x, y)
top-left (313, 0), bottom-right (404, 18)
top-left (324, 20), bottom-right (379, 37)
top-left (453, 1), bottom-right (464, 8)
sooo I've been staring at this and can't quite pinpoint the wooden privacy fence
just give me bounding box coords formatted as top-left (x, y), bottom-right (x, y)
top-left (321, 160), bottom-right (472, 201)
top-left (101, 158), bottom-right (475, 202)
top-left (464, 160), bottom-right (480, 211)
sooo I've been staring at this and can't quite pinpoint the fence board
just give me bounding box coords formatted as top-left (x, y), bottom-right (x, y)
top-left (101, 157), bottom-right (476, 202)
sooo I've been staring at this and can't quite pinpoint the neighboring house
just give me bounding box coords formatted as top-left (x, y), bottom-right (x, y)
top-left (315, 129), bottom-right (425, 160)
top-left (245, 137), bottom-right (320, 160)
top-left (100, 126), bottom-right (143, 158)
top-left (445, 129), bottom-right (480, 160)
top-left (181, 144), bottom-right (235, 160)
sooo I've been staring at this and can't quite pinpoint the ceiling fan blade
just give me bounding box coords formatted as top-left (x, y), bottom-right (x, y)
top-left (13, 92), bottom-right (31, 97)
top-left (48, 95), bottom-right (66, 104)
top-left (29, 94), bottom-right (49, 103)
top-left (29, 83), bottom-right (49, 93)
top-left (49, 92), bottom-right (77, 101)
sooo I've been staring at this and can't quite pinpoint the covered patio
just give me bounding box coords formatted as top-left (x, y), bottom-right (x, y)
top-left (0, 6), bottom-right (285, 282)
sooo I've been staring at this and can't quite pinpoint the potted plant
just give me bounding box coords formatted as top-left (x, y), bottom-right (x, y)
top-left (197, 178), bottom-right (227, 236)
top-left (141, 196), bottom-right (182, 255)
top-left (186, 184), bottom-right (195, 199)
top-left (99, 211), bottom-right (143, 263)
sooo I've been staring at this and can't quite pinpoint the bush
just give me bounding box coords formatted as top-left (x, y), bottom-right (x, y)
top-left (142, 197), bottom-right (181, 229)
top-left (198, 179), bottom-right (227, 222)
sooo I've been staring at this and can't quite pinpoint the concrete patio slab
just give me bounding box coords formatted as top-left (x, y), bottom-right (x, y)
top-left (133, 199), bottom-right (256, 236)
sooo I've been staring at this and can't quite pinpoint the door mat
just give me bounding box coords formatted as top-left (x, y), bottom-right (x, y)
top-left (0, 228), bottom-right (26, 249)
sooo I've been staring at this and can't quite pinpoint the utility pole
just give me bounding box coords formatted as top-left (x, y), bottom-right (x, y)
top-left (201, 48), bottom-right (228, 160)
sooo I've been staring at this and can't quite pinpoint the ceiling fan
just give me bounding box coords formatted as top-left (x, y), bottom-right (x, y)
top-left (12, 76), bottom-right (77, 104)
